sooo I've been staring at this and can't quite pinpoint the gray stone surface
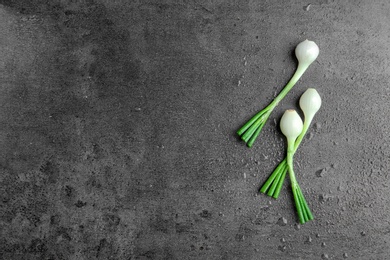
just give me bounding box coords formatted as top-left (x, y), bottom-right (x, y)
top-left (0, 0), bottom-right (389, 259)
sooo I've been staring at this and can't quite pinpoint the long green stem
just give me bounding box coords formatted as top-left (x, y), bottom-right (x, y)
top-left (260, 114), bottom-right (315, 199)
top-left (287, 138), bottom-right (313, 224)
top-left (246, 112), bottom-right (271, 147)
top-left (271, 64), bottom-right (307, 107)
top-left (292, 184), bottom-right (305, 224)
top-left (237, 109), bottom-right (268, 136)
top-left (298, 187), bottom-right (314, 222)
top-left (241, 117), bottom-right (263, 142)
top-left (287, 140), bottom-right (297, 184)
top-left (272, 170), bottom-right (286, 198)
top-left (293, 114), bottom-right (313, 153)
top-left (259, 159), bottom-right (286, 193)
top-left (237, 64), bottom-right (308, 147)
top-left (268, 167), bottom-right (284, 196)
top-left (288, 148), bottom-right (304, 224)
top-left (259, 159), bottom-right (287, 198)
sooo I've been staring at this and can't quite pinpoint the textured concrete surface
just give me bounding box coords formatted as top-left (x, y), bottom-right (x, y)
top-left (0, 0), bottom-right (389, 259)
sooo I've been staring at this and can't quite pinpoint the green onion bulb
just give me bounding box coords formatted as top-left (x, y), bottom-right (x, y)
top-left (295, 40), bottom-right (319, 68)
top-left (299, 88), bottom-right (322, 122)
top-left (280, 109), bottom-right (303, 141)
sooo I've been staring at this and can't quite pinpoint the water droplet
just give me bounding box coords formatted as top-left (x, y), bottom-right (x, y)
top-left (280, 238), bottom-right (286, 243)
top-left (316, 168), bottom-right (326, 177)
top-left (321, 242), bottom-right (326, 247)
top-left (343, 252), bottom-right (348, 258)
top-left (313, 122), bottom-right (321, 130)
top-left (277, 217), bottom-right (288, 226)
top-left (294, 224), bottom-right (301, 230)
top-left (278, 245), bottom-right (287, 252)
top-left (321, 253), bottom-right (329, 259)
top-left (316, 233), bottom-right (321, 238)
top-left (361, 231), bottom-right (366, 236)
top-left (305, 236), bottom-right (312, 244)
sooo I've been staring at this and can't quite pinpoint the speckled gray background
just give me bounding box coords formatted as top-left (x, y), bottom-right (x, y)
top-left (0, 0), bottom-right (389, 259)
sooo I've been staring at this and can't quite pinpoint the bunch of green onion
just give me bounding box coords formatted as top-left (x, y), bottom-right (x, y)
top-left (237, 40), bottom-right (319, 147)
top-left (260, 88), bottom-right (322, 200)
top-left (236, 40), bottom-right (322, 224)
top-left (261, 89), bottom-right (321, 224)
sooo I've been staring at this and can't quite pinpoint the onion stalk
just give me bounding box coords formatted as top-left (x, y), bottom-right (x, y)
top-left (260, 88), bottom-right (321, 199)
top-left (237, 40), bottom-right (319, 147)
top-left (278, 109), bottom-right (313, 224)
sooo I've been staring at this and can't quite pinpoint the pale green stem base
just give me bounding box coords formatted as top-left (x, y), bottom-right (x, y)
top-left (237, 64), bottom-right (308, 147)
top-left (287, 140), bottom-right (313, 224)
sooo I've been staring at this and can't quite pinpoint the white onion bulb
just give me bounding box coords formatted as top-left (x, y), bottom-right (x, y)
top-left (295, 40), bottom-right (319, 67)
top-left (280, 110), bottom-right (303, 141)
top-left (299, 88), bottom-right (322, 121)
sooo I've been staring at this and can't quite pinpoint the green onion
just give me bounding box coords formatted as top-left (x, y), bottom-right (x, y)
top-left (260, 88), bottom-right (321, 199)
top-left (279, 109), bottom-right (313, 224)
top-left (237, 40), bottom-right (319, 147)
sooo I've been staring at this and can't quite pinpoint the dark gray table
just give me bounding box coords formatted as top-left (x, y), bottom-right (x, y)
top-left (0, 1), bottom-right (389, 259)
